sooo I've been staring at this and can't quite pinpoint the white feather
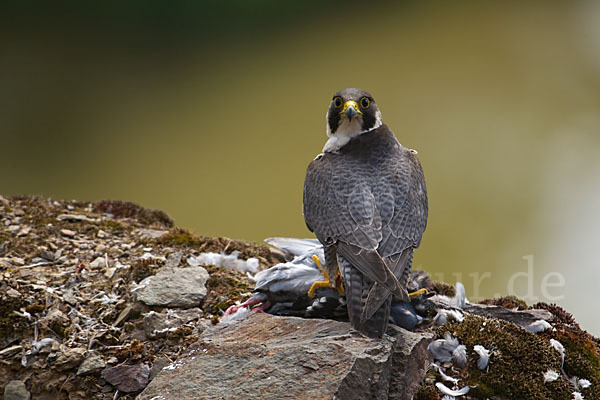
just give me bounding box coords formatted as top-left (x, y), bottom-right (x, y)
top-left (543, 369), bottom-right (559, 383)
top-left (578, 379), bottom-right (591, 389)
top-left (435, 382), bottom-right (470, 397)
top-left (431, 362), bottom-right (459, 385)
top-left (452, 345), bottom-right (467, 368)
top-left (550, 339), bottom-right (565, 368)
top-left (525, 319), bottom-right (552, 333)
top-left (473, 345), bottom-right (490, 370)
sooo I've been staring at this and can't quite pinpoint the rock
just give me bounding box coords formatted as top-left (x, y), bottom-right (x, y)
top-left (113, 305), bottom-right (134, 327)
top-left (149, 357), bottom-right (171, 381)
top-left (38, 250), bottom-right (55, 261)
top-left (0, 195), bottom-right (9, 206)
top-left (165, 252), bottom-right (183, 268)
top-left (16, 226), bottom-right (31, 237)
top-left (134, 266), bottom-right (209, 308)
top-left (89, 256), bottom-right (106, 268)
top-left (77, 353), bottom-right (106, 375)
top-left (54, 347), bottom-right (86, 370)
top-left (101, 364), bottom-right (150, 393)
top-left (60, 228), bottom-right (76, 237)
top-left (97, 229), bottom-right (108, 238)
top-left (56, 214), bottom-right (96, 223)
top-left (3, 380), bottom-right (30, 400)
top-left (6, 288), bottom-right (21, 298)
top-left (134, 228), bottom-right (168, 240)
top-left (142, 311), bottom-right (171, 338)
top-left (139, 313), bottom-right (433, 400)
top-left (10, 257), bottom-right (24, 266)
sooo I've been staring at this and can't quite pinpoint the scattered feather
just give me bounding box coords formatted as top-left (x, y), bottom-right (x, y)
top-left (264, 237), bottom-right (321, 257)
top-left (434, 309), bottom-right (464, 326)
top-left (219, 307), bottom-right (250, 325)
top-left (525, 319), bottom-right (552, 333)
top-left (473, 345), bottom-right (490, 370)
top-left (435, 382), bottom-right (470, 397)
top-left (431, 362), bottom-right (459, 384)
top-left (543, 369), bottom-right (559, 383)
top-left (452, 344), bottom-right (467, 368)
top-left (188, 251), bottom-right (259, 275)
top-left (578, 379), bottom-right (591, 389)
top-left (550, 339), bottom-right (565, 367)
top-left (31, 338), bottom-right (58, 354)
top-left (428, 333), bottom-right (467, 368)
top-left (453, 282), bottom-right (467, 309)
top-left (573, 392), bottom-right (584, 400)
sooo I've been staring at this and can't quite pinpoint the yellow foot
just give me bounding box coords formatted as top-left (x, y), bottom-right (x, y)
top-left (307, 255), bottom-right (331, 298)
top-left (408, 288), bottom-right (428, 298)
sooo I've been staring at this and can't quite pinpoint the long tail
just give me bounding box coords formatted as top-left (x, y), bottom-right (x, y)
top-left (340, 257), bottom-right (391, 338)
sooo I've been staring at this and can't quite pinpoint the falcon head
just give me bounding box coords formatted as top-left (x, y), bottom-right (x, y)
top-left (323, 88), bottom-right (383, 153)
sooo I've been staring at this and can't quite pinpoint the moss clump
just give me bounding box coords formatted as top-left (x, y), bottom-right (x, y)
top-left (202, 265), bottom-right (253, 315)
top-left (93, 200), bottom-right (173, 228)
top-left (436, 314), bottom-right (573, 399)
top-left (531, 303), bottom-right (600, 399)
top-left (127, 259), bottom-right (161, 283)
top-left (99, 219), bottom-right (129, 233)
top-left (155, 228), bottom-right (201, 247)
top-left (413, 383), bottom-right (439, 400)
top-left (479, 295), bottom-right (528, 310)
top-left (532, 302), bottom-right (577, 325)
top-left (0, 296), bottom-right (27, 343)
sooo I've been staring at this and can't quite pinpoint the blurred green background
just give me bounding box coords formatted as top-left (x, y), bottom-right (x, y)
top-left (2, 1), bottom-right (599, 335)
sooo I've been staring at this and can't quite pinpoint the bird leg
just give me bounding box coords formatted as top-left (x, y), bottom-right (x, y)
top-left (250, 300), bottom-right (271, 313)
top-left (307, 254), bottom-right (345, 297)
top-left (223, 295), bottom-right (264, 315)
top-left (409, 288), bottom-right (428, 298)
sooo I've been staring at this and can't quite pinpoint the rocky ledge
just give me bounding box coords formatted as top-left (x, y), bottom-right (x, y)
top-left (0, 195), bottom-right (598, 400)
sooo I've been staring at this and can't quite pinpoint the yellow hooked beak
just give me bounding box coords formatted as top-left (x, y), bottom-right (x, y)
top-left (339, 100), bottom-right (362, 121)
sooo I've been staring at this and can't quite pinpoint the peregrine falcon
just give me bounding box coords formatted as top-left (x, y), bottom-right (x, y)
top-left (303, 88), bottom-right (428, 338)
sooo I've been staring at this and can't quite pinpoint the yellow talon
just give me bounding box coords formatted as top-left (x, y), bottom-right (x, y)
top-left (307, 255), bottom-right (332, 298)
top-left (409, 288), bottom-right (428, 298)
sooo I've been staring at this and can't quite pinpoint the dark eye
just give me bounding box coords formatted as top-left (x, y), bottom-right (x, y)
top-left (333, 96), bottom-right (343, 108)
top-left (360, 97), bottom-right (370, 108)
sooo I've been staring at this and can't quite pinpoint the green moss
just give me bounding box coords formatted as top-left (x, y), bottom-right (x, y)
top-left (436, 314), bottom-right (573, 399)
top-left (99, 219), bottom-right (130, 233)
top-left (156, 228), bottom-right (201, 247)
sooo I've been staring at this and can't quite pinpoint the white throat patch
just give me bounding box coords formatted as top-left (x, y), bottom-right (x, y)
top-left (323, 109), bottom-right (382, 153)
